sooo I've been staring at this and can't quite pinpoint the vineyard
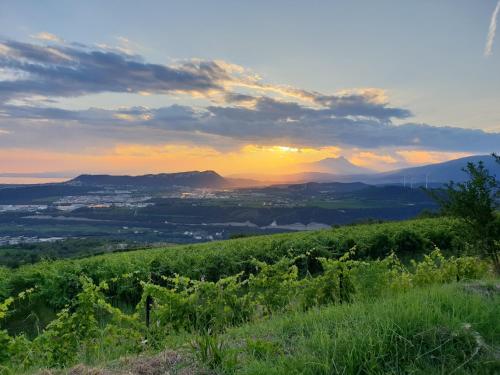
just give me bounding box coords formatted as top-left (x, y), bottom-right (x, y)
top-left (0, 217), bottom-right (499, 374)
top-left (0, 217), bottom-right (472, 308)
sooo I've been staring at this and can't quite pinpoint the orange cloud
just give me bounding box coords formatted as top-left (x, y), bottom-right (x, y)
top-left (396, 150), bottom-right (471, 165)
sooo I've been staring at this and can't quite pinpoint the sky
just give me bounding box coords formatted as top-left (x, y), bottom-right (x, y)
top-left (0, 0), bottom-right (499, 178)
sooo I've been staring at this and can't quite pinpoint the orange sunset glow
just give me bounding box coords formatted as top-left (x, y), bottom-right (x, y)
top-left (0, 144), bottom-right (474, 179)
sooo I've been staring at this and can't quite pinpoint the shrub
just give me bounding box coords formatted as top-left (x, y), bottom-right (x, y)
top-left (367, 233), bottom-right (394, 259)
top-left (393, 230), bottom-right (426, 255)
top-left (300, 253), bottom-right (356, 310)
top-left (248, 258), bottom-right (299, 314)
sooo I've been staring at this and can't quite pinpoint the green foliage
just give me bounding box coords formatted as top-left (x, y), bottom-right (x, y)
top-left (0, 289), bottom-right (36, 367)
top-left (0, 238), bottom-right (138, 268)
top-left (0, 217), bottom-right (495, 373)
top-left (428, 157), bottom-right (500, 270)
top-left (300, 252), bottom-right (356, 310)
top-left (141, 272), bottom-right (253, 345)
top-left (0, 247), bottom-right (492, 373)
top-left (248, 258), bottom-right (299, 314)
top-left (191, 332), bottom-right (238, 371)
top-left (1, 277), bottom-right (142, 370)
top-left (246, 338), bottom-right (282, 360)
top-left (393, 229), bottom-right (426, 255)
top-left (0, 267), bottom-right (9, 301)
top-left (412, 248), bottom-right (488, 286)
top-left (366, 232), bottom-right (394, 259)
top-left (1, 217), bottom-right (470, 312)
top-left (0, 296), bottom-right (13, 364)
top-left (350, 258), bottom-right (392, 299)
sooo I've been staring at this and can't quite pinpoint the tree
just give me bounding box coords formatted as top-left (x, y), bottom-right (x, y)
top-left (428, 154), bottom-right (499, 272)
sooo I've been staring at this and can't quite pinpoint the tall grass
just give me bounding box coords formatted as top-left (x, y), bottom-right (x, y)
top-left (221, 283), bottom-right (500, 374)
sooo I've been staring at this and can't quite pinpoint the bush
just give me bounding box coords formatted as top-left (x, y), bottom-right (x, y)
top-left (300, 254), bottom-right (356, 310)
top-left (367, 233), bottom-right (394, 259)
top-left (248, 258), bottom-right (299, 314)
top-left (393, 229), bottom-right (426, 255)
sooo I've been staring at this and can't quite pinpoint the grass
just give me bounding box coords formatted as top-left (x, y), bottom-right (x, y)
top-left (213, 283), bottom-right (500, 374)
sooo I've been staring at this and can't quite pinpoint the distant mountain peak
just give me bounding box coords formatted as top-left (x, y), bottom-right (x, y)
top-left (299, 156), bottom-right (374, 175)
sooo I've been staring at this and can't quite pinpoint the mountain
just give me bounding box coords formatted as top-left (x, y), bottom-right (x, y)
top-left (298, 156), bottom-right (374, 175)
top-left (228, 157), bottom-right (375, 185)
top-left (236, 154), bottom-right (500, 186)
top-left (353, 154), bottom-right (500, 185)
top-left (69, 170), bottom-right (229, 188)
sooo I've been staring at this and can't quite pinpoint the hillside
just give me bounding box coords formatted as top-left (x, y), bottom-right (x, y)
top-left (0, 217), bottom-right (498, 374)
top-left (0, 217), bottom-right (466, 304)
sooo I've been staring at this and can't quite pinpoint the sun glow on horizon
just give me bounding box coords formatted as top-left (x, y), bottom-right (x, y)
top-left (0, 143), bottom-right (474, 179)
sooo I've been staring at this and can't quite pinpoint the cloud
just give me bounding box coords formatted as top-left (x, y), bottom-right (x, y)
top-left (1, 96), bottom-right (498, 153)
top-left (30, 32), bottom-right (63, 43)
top-left (0, 39), bottom-right (413, 123)
top-left (485, 0), bottom-right (500, 56)
top-left (0, 37), bottom-right (498, 161)
top-left (350, 151), bottom-right (398, 167)
top-left (395, 150), bottom-right (471, 165)
top-left (0, 39), bottom-right (232, 103)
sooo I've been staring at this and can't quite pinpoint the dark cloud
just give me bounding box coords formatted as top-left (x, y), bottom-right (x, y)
top-left (1, 97), bottom-right (498, 153)
top-left (0, 39), bottom-right (229, 102)
top-left (311, 93), bottom-right (412, 121)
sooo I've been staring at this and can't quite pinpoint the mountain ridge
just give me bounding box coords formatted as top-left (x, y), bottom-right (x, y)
top-left (68, 170), bottom-right (228, 188)
top-left (232, 154), bottom-right (499, 185)
top-left (359, 154), bottom-right (499, 185)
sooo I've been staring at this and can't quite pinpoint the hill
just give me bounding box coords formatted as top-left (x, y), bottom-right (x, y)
top-left (0, 216), bottom-right (498, 374)
top-left (69, 170), bottom-right (229, 188)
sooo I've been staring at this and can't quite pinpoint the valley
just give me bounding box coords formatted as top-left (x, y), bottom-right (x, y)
top-left (0, 175), bottom-right (438, 267)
